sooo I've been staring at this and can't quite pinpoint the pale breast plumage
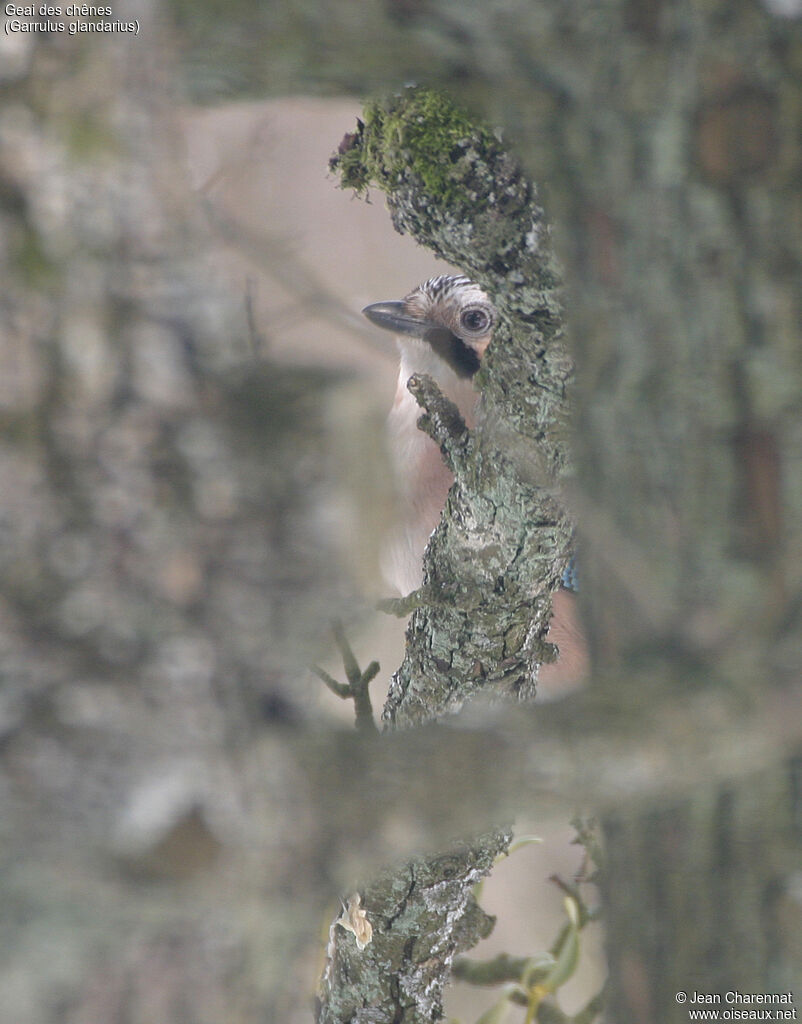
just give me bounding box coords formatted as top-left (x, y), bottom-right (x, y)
top-left (363, 275), bottom-right (496, 593)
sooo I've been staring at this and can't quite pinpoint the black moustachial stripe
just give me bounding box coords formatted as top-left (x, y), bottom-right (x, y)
top-left (415, 276), bottom-right (486, 378)
top-left (423, 326), bottom-right (481, 378)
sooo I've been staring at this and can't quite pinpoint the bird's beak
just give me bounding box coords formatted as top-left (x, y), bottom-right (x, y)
top-left (362, 299), bottom-right (480, 377)
top-left (362, 301), bottom-right (433, 338)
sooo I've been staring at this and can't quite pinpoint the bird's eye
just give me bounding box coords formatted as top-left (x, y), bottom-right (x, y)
top-left (459, 307), bottom-right (492, 334)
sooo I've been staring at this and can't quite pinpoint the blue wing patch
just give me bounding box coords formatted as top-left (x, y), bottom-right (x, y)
top-left (561, 557), bottom-right (579, 592)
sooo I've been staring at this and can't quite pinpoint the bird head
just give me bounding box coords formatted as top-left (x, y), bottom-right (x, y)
top-left (362, 275), bottom-right (497, 379)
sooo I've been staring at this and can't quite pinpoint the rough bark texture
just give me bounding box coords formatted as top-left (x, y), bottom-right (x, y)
top-left (603, 759), bottom-right (802, 1022)
top-left (316, 830), bottom-right (509, 1024)
top-left (314, 91), bottom-right (573, 1022)
top-left (332, 89), bottom-right (574, 727)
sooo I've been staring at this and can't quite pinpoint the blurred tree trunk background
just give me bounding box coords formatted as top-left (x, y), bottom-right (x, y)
top-left (1, 11), bottom-right (364, 1022)
top-left (1, 1), bottom-right (801, 1022)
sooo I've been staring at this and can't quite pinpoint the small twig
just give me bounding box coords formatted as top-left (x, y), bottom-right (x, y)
top-left (569, 814), bottom-right (604, 883)
top-left (570, 986), bottom-right (608, 1024)
top-left (376, 590), bottom-right (427, 617)
top-left (548, 875), bottom-right (597, 928)
top-left (451, 953), bottom-right (542, 987)
top-left (377, 581), bottom-right (479, 616)
top-left (313, 620), bottom-right (379, 733)
top-left (406, 373), bottom-right (472, 475)
top-left (314, 666), bottom-right (351, 700)
top-left (243, 276), bottom-right (268, 356)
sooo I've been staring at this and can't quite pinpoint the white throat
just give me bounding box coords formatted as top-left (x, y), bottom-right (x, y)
top-left (396, 337), bottom-right (477, 416)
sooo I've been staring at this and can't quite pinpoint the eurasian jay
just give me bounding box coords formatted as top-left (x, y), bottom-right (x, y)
top-left (363, 274), bottom-right (587, 695)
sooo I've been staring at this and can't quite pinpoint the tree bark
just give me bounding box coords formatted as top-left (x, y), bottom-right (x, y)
top-left (2, 1), bottom-right (801, 1022)
top-left (0, 22), bottom-right (364, 1024)
top-left (331, 89), bottom-right (574, 728)
top-left (316, 830), bottom-right (510, 1024)
top-left (313, 88), bottom-right (576, 1022)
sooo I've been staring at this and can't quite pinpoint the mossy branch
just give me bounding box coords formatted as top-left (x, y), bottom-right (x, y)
top-left (315, 85), bottom-right (574, 1024)
top-left (332, 86), bottom-right (574, 728)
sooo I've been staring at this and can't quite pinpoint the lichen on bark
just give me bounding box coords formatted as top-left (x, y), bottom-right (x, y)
top-left (317, 88), bottom-right (574, 1023)
top-left (316, 829), bottom-right (510, 1024)
top-left (331, 87), bottom-right (574, 727)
